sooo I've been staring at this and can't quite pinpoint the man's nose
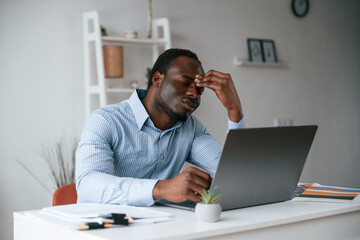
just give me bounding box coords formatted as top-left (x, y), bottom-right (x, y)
top-left (186, 83), bottom-right (200, 99)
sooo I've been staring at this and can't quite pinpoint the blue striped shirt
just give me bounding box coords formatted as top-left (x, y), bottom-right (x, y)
top-left (76, 89), bottom-right (245, 206)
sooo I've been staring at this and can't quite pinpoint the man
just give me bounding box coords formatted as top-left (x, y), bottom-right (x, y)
top-left (76, 48), bottom-right (245, 206)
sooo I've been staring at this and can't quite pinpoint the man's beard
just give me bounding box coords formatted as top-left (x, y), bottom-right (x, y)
top-left (168, 107), bottom-right (189, 122)
top-left (157, 92), bottom-right (190, 122)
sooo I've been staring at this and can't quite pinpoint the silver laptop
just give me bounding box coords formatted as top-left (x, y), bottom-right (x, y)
top-left (157, 125), bottom-right (318, 211)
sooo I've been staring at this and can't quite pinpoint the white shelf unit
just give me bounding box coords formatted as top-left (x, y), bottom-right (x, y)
top-left (83, 11), bottom-right (171, 116)
top-left (233, 57), bottom-right (284, 68)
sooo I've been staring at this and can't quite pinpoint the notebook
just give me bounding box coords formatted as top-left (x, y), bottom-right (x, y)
top-left (157, 125), bottom-right (318, 211)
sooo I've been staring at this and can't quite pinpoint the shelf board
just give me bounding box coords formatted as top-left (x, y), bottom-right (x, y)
top-left (107, 88), bottom-right (134, 93)
top-left (234, 58), bottom-right (284, 68)
top-left (102, 36), bottom-right (168, 45)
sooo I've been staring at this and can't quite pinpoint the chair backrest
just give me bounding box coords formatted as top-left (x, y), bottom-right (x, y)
top-left (52, 183), bottom-right (77, 206)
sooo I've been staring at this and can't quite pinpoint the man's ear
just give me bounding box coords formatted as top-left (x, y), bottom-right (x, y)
top-left (152, 71), bottom-right (164, 88)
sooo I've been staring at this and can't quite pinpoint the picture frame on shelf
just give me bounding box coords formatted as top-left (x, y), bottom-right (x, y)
top-left (261, 39), bottom-right (277, 63)
top-left (247, 38), bottom-right (264, 62)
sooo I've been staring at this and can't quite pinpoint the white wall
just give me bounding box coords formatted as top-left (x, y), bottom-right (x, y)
top-left (1, 0), bottom-right (359, 239)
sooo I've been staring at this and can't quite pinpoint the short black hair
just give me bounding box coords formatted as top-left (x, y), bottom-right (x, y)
top-left (147, 48), bottom-right (202, 89)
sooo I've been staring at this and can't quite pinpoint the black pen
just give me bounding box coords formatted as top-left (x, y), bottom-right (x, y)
top-left (77, 222), bottom-right (113, 231)
top-left (99, 213), bottom-right (129, 225)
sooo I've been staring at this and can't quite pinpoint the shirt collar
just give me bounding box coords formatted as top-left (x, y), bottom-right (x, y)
top-left (128, 89), bottom-right (185, 131)
top-left (128, 89), bottom-right (149, 130)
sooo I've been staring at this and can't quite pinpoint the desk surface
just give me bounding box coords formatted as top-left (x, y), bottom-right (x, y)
top-left (14, 201), bottom-right (360, 240)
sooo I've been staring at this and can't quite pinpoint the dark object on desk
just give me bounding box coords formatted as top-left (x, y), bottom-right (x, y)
top-left (78, 222), bottom-right (113, 231)
top-left (111, 213), bottom-right (129, 225)
top-left (99, 213), bottom-right (129, 225)
top-left (77, 213), bottom-right (128, 230)
top-left (158, 125), bottom-right (318, 211)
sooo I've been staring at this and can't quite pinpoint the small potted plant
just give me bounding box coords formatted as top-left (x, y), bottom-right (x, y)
top-left (195, 188), bottom-right (222, 222)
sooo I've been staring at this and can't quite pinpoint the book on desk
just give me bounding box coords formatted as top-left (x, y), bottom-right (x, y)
top-left (292, 183), bottom-right (360, 204)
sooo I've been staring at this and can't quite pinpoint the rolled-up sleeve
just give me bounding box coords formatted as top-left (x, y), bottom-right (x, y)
top-left (227, 117), bottom-right (246, 130)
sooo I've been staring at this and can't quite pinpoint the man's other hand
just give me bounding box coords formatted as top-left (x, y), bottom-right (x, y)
top-left (152, 167), bottom-right (211, 203)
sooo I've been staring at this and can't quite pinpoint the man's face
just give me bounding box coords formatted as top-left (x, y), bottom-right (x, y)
top-left (156, 56), bottom-right (204, 122)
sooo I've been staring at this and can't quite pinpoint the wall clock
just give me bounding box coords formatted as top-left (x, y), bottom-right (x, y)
top-left (291, 0), bottom-right (310, 18)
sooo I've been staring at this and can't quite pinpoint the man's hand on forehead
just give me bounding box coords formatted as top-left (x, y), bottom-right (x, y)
top-left (194, 70), bottom-right (243, 122)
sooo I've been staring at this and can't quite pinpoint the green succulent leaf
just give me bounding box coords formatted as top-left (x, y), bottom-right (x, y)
top-left (199, 187), bottom-right (221, 204)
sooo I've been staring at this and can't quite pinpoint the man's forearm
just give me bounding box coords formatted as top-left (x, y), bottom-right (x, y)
top-left (227, 108), bottom-right (243, 123)
top-left (76, 171), bottom-right (158, 206)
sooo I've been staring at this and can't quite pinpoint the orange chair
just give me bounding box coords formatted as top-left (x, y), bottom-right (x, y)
top-left (52, 183), bottom-right (78, 206)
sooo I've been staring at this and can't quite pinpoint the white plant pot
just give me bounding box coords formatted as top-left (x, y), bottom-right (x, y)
top-left (195, 203), bottom-right (222, 222)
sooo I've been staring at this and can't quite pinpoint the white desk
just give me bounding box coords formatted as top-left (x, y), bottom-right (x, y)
top-left (14, 201), bottom-right (360, 240)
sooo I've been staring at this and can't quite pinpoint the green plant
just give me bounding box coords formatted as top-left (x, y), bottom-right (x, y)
top-left (199, 187), bottom-right (221, 204)
top-left (16, 137), bottom-right (77, 195)
top-left (40, 138), bottom-right (77, 190)
top-left (145, 67), bottom-right (152, 79)
top-left (145, 67), bottom-right (152, 87)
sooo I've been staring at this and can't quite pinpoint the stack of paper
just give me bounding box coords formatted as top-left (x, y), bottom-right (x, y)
top-left (26, 203), bottom-right (173, 230)
top-left (292, 183), bottom-right (360, 204)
